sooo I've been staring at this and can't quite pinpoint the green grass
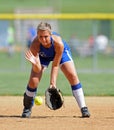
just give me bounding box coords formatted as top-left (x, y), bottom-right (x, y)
top-left (0, 0), bottom-right (114, 13)
top-left (0, 0), bottom-right (114, 96)
top-left (74, 54), bottom-right (114, 69)
top-left (0, 51), bottom-right (114, 96)
top-left (0, 69), bottom-right (114, 96)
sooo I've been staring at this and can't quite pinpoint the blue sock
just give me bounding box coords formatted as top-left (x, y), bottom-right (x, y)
top-left (71, 83), bottom-right (82, 90)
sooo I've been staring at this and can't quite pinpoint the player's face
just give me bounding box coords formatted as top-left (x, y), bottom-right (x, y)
top-left (37, 30), bottom-right (51, 48)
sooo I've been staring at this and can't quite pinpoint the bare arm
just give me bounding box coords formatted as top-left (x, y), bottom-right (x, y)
top-left (50, 36), bottom-right (64, 88)
top-left (25, 38), bottom-right (41, 73)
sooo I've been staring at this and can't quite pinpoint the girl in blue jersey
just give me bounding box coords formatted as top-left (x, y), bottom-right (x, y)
top-left (22, 22), bottom-right (90, 118)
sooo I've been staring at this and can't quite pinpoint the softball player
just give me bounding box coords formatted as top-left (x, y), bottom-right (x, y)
top-left (22, 22), bottom-right (90, 118)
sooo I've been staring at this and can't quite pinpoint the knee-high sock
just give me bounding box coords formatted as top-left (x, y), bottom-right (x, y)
top-left (25, 85), bottom-right (37, 98)
top-left (71, 83), bottom-right (86, 109)
top-left (23, 86), bottom-right (37, 109)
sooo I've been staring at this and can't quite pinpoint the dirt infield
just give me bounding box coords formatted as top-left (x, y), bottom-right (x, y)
top-left (0, 96), bottom-right (114, 130)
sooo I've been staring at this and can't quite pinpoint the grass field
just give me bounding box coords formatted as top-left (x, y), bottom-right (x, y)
top-left (0, 70), bottom-right (114, 96)
top-left (0, 0), bottom-right (114, 96)
top-left (0, 0), bottom-right (114, 13)
top-left (0, 51), bottom-right (114, 96)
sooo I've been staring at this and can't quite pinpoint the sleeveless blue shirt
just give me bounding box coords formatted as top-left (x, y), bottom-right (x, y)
top-left (39, 32), bottom-right (71, 62)
top-left (39, 37), bottom-right (55, 61)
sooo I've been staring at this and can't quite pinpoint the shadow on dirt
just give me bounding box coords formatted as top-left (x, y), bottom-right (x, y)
top-left (0, 115), bottom-right (81, 119)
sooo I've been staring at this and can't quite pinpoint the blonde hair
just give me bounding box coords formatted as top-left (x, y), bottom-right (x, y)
top-left (37, 22), bottom-right (51, 33)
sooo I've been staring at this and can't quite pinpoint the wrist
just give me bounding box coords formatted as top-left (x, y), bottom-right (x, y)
top-left (50, 84), bottom-right (56, 88)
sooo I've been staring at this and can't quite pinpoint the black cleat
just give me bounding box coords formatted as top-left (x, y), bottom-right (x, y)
top-left (22, 108), bottom-right (31, 118)
top-left (81, 107), bottom-right (90, 118)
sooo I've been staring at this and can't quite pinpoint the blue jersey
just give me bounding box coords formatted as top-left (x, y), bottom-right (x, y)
top-left (39, 32), bottom-right (72, 66)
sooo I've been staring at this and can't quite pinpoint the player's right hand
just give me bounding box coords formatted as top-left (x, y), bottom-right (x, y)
top-left (25, 50), bottom-right (39, 65)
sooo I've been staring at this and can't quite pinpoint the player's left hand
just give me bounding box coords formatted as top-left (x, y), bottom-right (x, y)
top-left (45, 87), bottom-right (64, 110)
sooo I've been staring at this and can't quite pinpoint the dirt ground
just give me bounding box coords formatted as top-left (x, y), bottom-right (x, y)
top-left (0, 96), bottom-right (114, 130)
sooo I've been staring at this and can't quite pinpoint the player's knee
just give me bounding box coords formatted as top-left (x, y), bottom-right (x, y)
top-left (29, 78), bottom-right (39, 87)
top-left (67, 73), bottom-right (79, 84)
top-left (68, 73), bottom-right (76, 80)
